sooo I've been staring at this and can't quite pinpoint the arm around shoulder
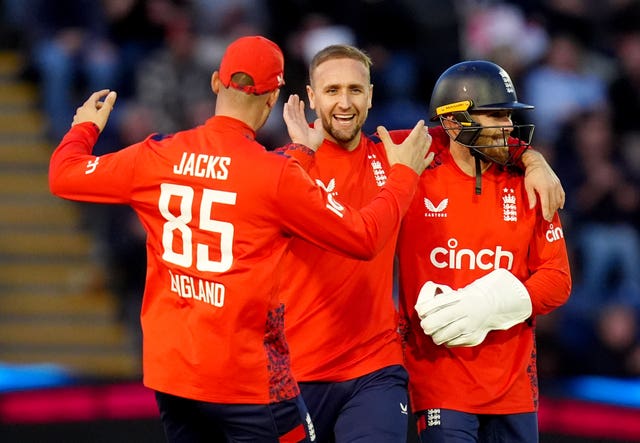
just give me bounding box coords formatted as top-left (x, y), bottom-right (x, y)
top-left (521, 148), bottom-right (565, 221)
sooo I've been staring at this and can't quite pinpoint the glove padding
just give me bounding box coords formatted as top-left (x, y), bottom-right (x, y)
top-left (414, 269), bottom-right (532, 347)
top-left (415, 281), bottom-right (454, 315)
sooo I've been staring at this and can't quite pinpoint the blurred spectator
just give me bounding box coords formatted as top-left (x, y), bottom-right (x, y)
top-left (22, 0), bottom-right (185, 140)
top-left (457, 1), bottom-right (550, 142)
top-left (533, 0), bottom-right (615, 53)
top-left (299, 18), bottom-right (355, 66)
top-left (187, 0), bottom-right (272, 91)
top-left (189, 0), bottom-right (269, 38)
top-left (581, 303), bottom-right (640, 377)
top-left (20, 0), bottom-right (125, 249)
top-left (557, 107), bottom-right (640, 318)
top-left (24, 0), bottom-right (120, 142)
top-left (363, 43), bottom-right (428, 133)
top-left (102, 0), bottom-right (168, 99)
top-left (279, 13), bottom-right (356, 108)
top-left (133, 7), bottom-right (213, 134)
top-left (459, 0), bottom-right (549, 81)
top-left (607, 0), bottom-right (640, 179)
top-left (340, 0), bottom-right (438, 131)
top-left (401, 0), bottom-right (461, 101)
top-left (1, 0), bottom-right (29, 47)
top-left (621, 132), bottom-right (640, 185)
top-left (522, 32), bottom-right (609, 154)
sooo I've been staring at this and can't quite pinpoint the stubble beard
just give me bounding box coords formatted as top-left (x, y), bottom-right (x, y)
top-left (481, 146), bottom-right (510, 164)
top-left (476, 137), bottom-right (510, 165)
top-left (322, 116), bottom-right (362, 147)
top-left (474, 131), bottom-right (511, 165)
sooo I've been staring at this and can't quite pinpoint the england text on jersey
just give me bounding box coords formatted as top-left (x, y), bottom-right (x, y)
top-left (169, 269), bottom-right (226, 307)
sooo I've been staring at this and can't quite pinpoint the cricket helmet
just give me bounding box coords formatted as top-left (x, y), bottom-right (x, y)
top-left (429, 60), bottom-right (534, 161)
top-left (429, 60), bottom-right (533, 121)
top-left (429, 60), bottom-right (536, 193)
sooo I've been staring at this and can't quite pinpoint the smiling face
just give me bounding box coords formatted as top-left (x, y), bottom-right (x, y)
top-left (307, 57), bottom-right (373, 151)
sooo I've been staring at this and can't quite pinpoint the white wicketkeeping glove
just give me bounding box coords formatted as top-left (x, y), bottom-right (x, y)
top-left (415, 281), bottom-right (454, 316)
top-left (415, 269), bottom-right (532, 347)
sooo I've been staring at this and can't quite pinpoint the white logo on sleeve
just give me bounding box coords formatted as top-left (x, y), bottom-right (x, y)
top-left (85, 157), bottom-right (100, 174)
top-left (545, 223), bottom-right (565, 243)
top-left (400, 403), bottom-right (408, 415)
top-left (315, 178), bottom-right (345, 218)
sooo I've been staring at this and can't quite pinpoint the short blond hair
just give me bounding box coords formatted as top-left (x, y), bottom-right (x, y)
top-left (308, 45), bottom-right (372, 86)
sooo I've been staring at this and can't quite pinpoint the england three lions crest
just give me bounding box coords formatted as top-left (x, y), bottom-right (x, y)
top-left (502, 188), bottom-right (517, 222)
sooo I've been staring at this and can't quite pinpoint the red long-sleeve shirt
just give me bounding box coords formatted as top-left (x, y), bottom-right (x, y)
top-left (397, 142), bottom-right (571, 414)
top-left (48, 116), bottom-right (419, 404)
top-left (278, 134), bottom-right (404, 382)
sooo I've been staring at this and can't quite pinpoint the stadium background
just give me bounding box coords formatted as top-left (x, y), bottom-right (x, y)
top-left (1, 0), bottom-right (640, 441)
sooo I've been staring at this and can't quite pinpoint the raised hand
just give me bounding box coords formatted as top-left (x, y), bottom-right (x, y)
top-left (377, 120), bottom-right (434, 175)
top-left (72, 89), bottom-right (118, 133)
top-left (282, 94), bottom-right (324, 151)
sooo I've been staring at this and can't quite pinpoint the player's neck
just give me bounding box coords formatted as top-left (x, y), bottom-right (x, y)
top-left (215, 89), bottom-right (270, 132)
top-left (326, 132), bottom-right (361, 152)
top-left (450, 143), bottom-right (491, 176)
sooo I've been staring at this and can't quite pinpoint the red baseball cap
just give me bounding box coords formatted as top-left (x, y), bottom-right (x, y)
top-left (219, 36), bottom-right (285, 95)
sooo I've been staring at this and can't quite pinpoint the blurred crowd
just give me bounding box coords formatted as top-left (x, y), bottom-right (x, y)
top-left (2, 0), bottom-right (640, 380)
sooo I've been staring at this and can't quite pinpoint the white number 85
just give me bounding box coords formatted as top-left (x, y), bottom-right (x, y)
top-left (159, 183), bottom-right (236, 272)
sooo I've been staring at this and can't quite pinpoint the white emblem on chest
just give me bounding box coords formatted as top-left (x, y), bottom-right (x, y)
top-left (368, 153), bottom-right (387, 186)
top-left (502, 188), bottom-right (517, 222)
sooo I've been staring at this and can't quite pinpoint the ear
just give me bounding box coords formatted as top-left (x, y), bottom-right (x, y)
top-left (266, 89), bottom-right (280, 109)
top-left (440, 115), bottom-right (461, 139)
top-left (441, 115), bottom-right (459, 129)
top-left (368, 84), bottom-right (373, 110)
top-left (211, 71), bottom-right (220, 94)
top-left (306, 84), bottom-right (316, 110)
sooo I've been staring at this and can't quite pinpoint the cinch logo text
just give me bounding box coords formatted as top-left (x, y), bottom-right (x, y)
top-left (429, 238), bottom-right (514, 270)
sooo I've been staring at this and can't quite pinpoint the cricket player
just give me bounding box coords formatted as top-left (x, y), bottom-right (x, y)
top-left (397, 60), bottom-right (572, 443)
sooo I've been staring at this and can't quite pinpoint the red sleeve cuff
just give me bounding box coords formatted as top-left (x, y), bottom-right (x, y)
top-left (276, 143), bottom-right (316, 171)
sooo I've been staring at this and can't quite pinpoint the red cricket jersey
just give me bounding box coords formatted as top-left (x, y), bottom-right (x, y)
top-left (48, 117), bottom-right (419, 404)
top-left (278, 128), bottom-right (451, 382)
top-left (278, 134), bottom-right (404, 382)
top-left (397, 142), bottom-right (571, 414)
